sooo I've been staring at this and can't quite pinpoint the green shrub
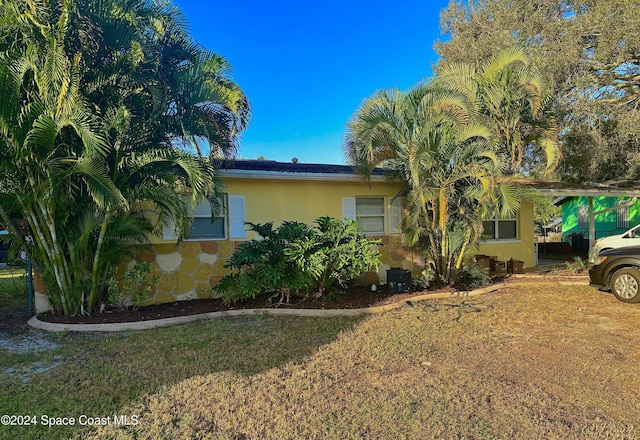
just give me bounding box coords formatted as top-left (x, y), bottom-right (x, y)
top-left (565, 256), bottom-right (587, 274)
top-left (213, 221), bottom-right (316, 304)
top-left (412, 268), bottom-right (436, 291)
top-left (286, 216), bottom-right (382, 296)
top-left (214, 217), bottom-right (381, 304)
top-left (106, 261), bottom-right (159, 312)
top-left (456, 262), bottom-right (491, 287)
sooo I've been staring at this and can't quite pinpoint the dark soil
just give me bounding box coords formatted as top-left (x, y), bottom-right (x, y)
top-left (38, 284), bottom-right (457, 325)
top-left (0, 307), bottom-right (31, 335)
top-left (34, 271), bottom-right (589, 326)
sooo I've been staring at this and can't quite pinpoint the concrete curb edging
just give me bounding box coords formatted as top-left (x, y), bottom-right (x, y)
top-left (27, 280), bottom-right (587, 333)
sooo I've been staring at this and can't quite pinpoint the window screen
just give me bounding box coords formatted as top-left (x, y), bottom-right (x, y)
top-left (356, 198), bottom-right (385, 234)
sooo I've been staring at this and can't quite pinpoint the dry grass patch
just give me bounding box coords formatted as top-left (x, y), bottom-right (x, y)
top-left (1, 315), bottom-right (360, 440)
top-left (84, 280), bottom-right (640, 439)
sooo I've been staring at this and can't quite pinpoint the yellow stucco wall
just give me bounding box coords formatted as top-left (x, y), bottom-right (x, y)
top-left (223, 177), bottom-right (403, 238)
top-left (32, 177), bottom-right (538, 311)
top-left (139, 176), bottom-right (419, 304)
top-left (140, 178), bottom-right (536, 304)
top-left (476, 201), bottom-right (535, 267)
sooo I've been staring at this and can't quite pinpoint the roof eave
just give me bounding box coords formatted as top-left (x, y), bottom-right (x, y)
top-left (538, 188), bottom-right (640, 197)
top-left (217, 169), bottom-right (388, 182)
top-left (552, 196), bottom-right (570, 206)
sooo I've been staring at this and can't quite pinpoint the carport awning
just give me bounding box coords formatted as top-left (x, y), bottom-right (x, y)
top-left (543, 217), bottom-right (562, 229)
top-left (511, 180), bottom-right (640, 248)
top-left (508, 179), bottom-right (640, 198)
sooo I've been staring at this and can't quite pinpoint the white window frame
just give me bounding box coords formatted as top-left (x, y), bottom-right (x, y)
top-left (184, 197), bottom-right (227, 241)
top-left (616, 201), bottom-right (630, 229)
top-left (162, 194), bottom-right (246, 241)
top-left (355, 197), bottom-right (386, 235)
top-left (481, 213), bottom-right (519, 241)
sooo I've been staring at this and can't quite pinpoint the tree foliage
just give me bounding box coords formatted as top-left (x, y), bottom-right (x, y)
top-left (0, 0), bottom-right (249, 315)
top-left (436, 48), bottom-right (560, 177)
top-left (436, 0), bottom-right (640, 183)
top-left (344, 82), bottom-right (498, 284)
top-left (213, 221), bottom-right (316, 305)
top-left (345, 50), bottom-right (549, 285)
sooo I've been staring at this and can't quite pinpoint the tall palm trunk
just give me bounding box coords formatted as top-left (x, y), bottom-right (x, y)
top-left (455, 227), bottom-right (473, 273)
top-left (88, 214), bottom-right (110, 312)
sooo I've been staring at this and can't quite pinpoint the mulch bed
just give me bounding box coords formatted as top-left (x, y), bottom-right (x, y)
top-left (35, 271), bottom-right (589, 325)
top-left (37, 284), bottom-right (458, 325)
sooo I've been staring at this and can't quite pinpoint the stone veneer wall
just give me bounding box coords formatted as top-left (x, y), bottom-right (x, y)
top-left (34, 235), bottom-right (423, 310)
top-left (32, 240), bottom-right (237, 313)
top-left (130, 240), bottom-right (238, 305)
top-left (367, 235), bottom-right (425, 285)
top-left (136, 235), bottom-right (422, 305)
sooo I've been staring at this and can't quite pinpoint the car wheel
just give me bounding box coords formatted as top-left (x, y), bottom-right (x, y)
top-left (610, 268), bottom-right (640, 303)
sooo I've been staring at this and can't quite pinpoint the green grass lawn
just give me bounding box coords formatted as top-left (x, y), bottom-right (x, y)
top-left (1, 278), bottom-right (639, 439)
top-left (0, 266), bottom-right (26, 309)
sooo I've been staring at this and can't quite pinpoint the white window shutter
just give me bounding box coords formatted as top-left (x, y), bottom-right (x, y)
top-left (228, 195), bottom-right (246, 239)
top-left (342, 197), bottom-right (356, 221)
top-left (389, 197), bottom-right (402, 233)
top-left (162, 218), bottom-right (178, 241)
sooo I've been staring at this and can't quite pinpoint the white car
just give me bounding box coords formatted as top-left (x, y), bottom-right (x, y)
top-left (588, 224), bottom-right (640, 263)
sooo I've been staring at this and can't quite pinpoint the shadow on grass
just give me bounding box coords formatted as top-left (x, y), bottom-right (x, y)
top-left (0, 313), bottom-right (364, 440)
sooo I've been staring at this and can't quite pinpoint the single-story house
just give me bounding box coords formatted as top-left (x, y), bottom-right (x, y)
top-left (554, 196), bottom-right (640, 244)
top-left (34, 160), bottom-right (538, 310)
top-left (31, 168), bottom-right (640, 312)
top-left (126, 160), bottom-right (538, 305)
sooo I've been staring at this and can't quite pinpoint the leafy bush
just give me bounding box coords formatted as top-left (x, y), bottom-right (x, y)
top-left (213, 221), bottom-right (316, 304)
top-left (565, 256), bottom-right (587, 274)
top-left (106, 261), bottom-right (159, 312)
top-left (456, 262), bottom-right (491, 287)
top-left (286, 216), bottom-right (382, 295)
top-left (412, 268), bottom-right (436, 291)
top-left (214, 217), bottom-right (381, 304)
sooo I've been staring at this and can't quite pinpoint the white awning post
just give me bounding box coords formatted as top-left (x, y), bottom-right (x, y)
top-left (588, 197), bottom-right (595, 249)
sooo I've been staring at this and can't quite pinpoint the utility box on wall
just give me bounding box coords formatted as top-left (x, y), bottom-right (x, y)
top-left (387, 268), bottom-right (412, 293)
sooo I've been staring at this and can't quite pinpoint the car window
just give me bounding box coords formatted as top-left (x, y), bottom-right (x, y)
top-left (623, 225), bottom-right (640, 238)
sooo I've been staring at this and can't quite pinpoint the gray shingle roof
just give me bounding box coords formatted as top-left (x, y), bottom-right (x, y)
top-left (217, 159), bottom-right (388, 176)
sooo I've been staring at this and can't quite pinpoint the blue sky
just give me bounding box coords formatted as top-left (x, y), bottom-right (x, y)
top-left (174, 0), bottom-right (451, 164)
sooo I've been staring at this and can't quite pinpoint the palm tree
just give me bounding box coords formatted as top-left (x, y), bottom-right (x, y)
top-left (436, 48), bottom-right (560, 177)
top-left (0, 0), bottom-right (249, 315)
top-left (83, 105), bottom-right (220, 312)
top-left (344, 83), bottom-right (501, 283)
top-left (0, 27), bottom-right (110, 315)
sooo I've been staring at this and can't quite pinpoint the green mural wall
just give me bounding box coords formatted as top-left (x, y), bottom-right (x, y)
top-left (560, 196), bottom-right (640, 241)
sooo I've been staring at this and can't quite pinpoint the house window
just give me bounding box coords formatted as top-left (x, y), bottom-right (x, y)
top-left (616, 202), bottom-right (630, 229)
top-left (356, 197), bottom-right (385, 234)
top-left (185, 198), bottom-right (226, 240)
top-left (578, 205), bottom-right (588, 229)
top-left (482, 214), bottom-right (517, 240)
top-left (163, 195), bottom-right (246, 241)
